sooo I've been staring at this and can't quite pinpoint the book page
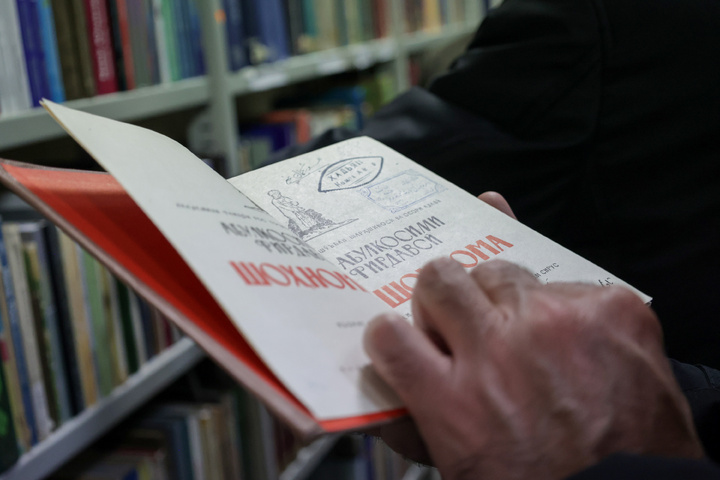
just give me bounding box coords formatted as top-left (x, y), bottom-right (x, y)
top-left (41, 101), bottom-right (401, 421)
top-left (232, 137), bottom-right (651, 321)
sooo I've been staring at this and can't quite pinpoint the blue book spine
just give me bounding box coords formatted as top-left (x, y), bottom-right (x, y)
top-left (15, 0), bottom-right (50, 106)
top-left (35, 0), bottom-right (65, 102)
top-left (185, 0), bottom-right (205, 76)
top-left (222, 0), bottom-right (247, 71)
top-left (0, 222), bottom-right (37, 446)
top-left (173, 0), bottom-right (192, 78)
top-left (253, 0), bottom-right (290, 63)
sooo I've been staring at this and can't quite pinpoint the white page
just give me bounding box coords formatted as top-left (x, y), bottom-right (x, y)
top-left (41, 101), bottom-right (401, 420)
top-left (232, 136), bottom-right (650, 322)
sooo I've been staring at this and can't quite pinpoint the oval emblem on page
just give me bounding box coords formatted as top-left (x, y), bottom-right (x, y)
top-left (318, 156), bottom-right (383, 192)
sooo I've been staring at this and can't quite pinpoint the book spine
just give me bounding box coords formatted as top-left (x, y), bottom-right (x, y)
top-left (98, 265), bottom-right (129, 387)
top-left (223, 0), bottom-right (247, 71)
top-left (126, 0), bottom-right (149, 87)
top-left (172, 0), bottom-right (191, 78)
top-left (0, 355), bottom-right (20, 474)
top-left (106, 0), bottom-right (128, 91)
top-left (159, 0), bottom-right (180, 81)
top-left (0, 1), bottom-right (33, 113)
top-left (58, 233), bottom-right (98, 407)
top-left (79, 249), bottom-right (113, 397)
top-left (128, 290), bottom-right (148, 366)
top-left (2, 223), bottom-right (53, 441)
top-left (15, 0), bottom-right (51, 106)
top-left (372, 0), bottom-right (388, 38)
top-left (70, 0), bottom-right (98, 97)
top-left (0, 275), bottom-right (31, 453)
top-left (185, 0), bottom-right (205, 76)
top-left (34, 0), bottom-right (65, 102)
top-left (20, 237), bottom-right (61, 428)
top-left (114, 0), bottom-right (136, 90)
top-left (83, 0), bottom-right (119, 94)
top-left (334, 0), bottom-right (349, 46)
top-left (142, 0), bottom-right (160, 85)
top-left (49, 0), bottom-right (81, 100)
top-left (152, 0), bottom-right (172, 83)
top-left (259, 0), bottom-right (292, 62)
top-left (0, 221), bottom-right (37, 446)
top-left (26, 224), bottom-right (73, 424)
top-left (114, 279), bottom-right (139, 375)
top-left (42, 224), bottom-right (84, 416)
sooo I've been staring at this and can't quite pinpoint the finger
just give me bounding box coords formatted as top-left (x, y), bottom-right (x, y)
top-left (364, 312), bottom-right (451, 409)
top-left (469, 260), bottom-right (540, 308)
top-left (478, 191), bottom-right (517, 219)
top-left (411, 258), bottom-right (496, 355)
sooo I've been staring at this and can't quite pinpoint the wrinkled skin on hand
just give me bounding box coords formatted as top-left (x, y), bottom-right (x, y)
top-left (363, 204), bottom-right (703, 480)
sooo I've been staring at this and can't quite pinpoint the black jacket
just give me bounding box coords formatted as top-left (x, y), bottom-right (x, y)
top-left (273, 0), bottom-right (720, 368)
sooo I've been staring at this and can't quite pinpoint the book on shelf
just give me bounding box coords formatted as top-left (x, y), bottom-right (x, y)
top-left (0, 353), bottom-right (20, 474)
top-left (0, 0), bottom-right (33, 114)
top-left (15, 0), bottom-right (51, 107)
top-left (0, 100), bottom-right (650, 440)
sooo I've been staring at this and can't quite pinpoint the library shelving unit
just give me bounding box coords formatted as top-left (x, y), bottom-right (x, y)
top-left (0, 1), bottom-right (484, 479)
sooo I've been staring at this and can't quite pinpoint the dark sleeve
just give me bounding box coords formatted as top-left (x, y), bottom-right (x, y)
top-left (568, 360), bottom-right (720, 479)
top-left (428, 0), bottom-right (602, 141)
top-left (671, 360), bottom-right (720, 463)
top-left (567, 454), bottom-right (720, 480)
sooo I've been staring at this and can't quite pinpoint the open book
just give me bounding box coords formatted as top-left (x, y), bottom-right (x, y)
top-left (0, 101), bottom-right (649, 441)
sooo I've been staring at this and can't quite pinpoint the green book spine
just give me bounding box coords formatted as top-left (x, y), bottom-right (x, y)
top-left (114, 280), bottom-right (139, 375)
top-left (160, 0), bottom-right (180, 81)
top-left (0, 359), bottom-right (20, 473)
top-left (80, 251), bottom-right (114, 398)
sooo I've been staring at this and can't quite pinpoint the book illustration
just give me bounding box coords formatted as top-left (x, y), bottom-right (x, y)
top-left (359, 170), bottom-right (446, 213)
top-left (318, 156), bottom-right (383, 192)
top-left (268, 190), bottom-right (357, 240)
top-left (285, 158), bottom-right (324, 185)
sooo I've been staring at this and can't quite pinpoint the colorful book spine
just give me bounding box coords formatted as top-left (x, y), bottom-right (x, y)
top-left (152, 0), bottom-right (172, 83)
top-left (20, 235), bottom-right (60, 428)
top-left (15, 0), bottom-right (51, 106)
top-left (0, 270), bottom-right (31, 453)
top-left (57, 233), bottom-right (99, 408)
top-left (0, 220), bottom-right (36, 448)
top-left (35, 0), bottom-right (65, 102)
top-left (79, 249), bottom-right (113, 398)
top-left (83, 0), bottom-right (119, 94)
top-left (1, 223), bottom-right (53, 441)
top-left (20, 222), bottom-right (73, 425)
top-left (255, 0), bottom-right (291, 62)
top-left (42, 224), bottom-right (84, 416)
top-left (142, 0), bottom-right (160, 85)
top-left (223, 0), bottom-right (248, 71)
top-left (0, 0), bottom-right (33, 113)
top-left (159, 0), bottom-right (180, 81)
top-left (107, 0), bottom-right (129, 90)
top-left (0, 354), bottom-right (20, 474)
top-left (184, 0), bottom-right (205, 76)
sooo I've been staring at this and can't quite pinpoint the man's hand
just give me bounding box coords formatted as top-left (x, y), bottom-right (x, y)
top-left (363, 258), bottom-right (703, 480)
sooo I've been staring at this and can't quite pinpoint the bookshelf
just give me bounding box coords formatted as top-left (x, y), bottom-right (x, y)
top-left (0, 0), bottom-right (484, 478)
top-left (0, 338), bottom-right (204, 480)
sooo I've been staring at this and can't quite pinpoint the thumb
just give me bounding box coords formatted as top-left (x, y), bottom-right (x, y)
top-left (364, 313), bottom-right (450, 408)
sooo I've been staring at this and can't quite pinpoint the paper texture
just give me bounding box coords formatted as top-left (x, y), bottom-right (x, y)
top-left (41, 101), bottom-right (400, 420)
top-left (232, 136), bottom-right (651, 321)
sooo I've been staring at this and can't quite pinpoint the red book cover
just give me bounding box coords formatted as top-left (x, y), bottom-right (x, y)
top-left (84, 0), bottom-right (119, 94)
